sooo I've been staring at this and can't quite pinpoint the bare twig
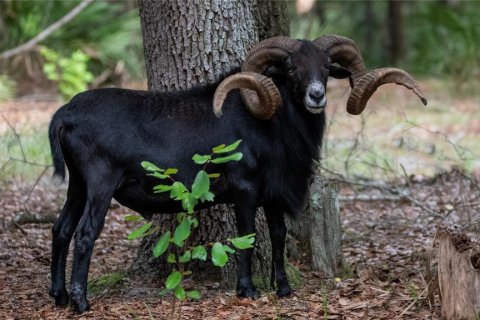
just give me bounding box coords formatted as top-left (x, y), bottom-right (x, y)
top-left (0, 0), bottom-right (94, 60)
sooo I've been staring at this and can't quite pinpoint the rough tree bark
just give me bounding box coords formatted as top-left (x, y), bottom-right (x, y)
top-left (132, 0), bottom-right (290, 289)
top-left (438, 231), bottom-right (480, 320)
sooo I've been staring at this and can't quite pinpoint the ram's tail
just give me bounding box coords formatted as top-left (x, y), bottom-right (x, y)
top-left (48, 114), bottom-right (66, 183)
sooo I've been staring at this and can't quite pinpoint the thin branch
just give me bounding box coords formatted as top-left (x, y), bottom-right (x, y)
top-left (0, 0), bottom-right (94, 60)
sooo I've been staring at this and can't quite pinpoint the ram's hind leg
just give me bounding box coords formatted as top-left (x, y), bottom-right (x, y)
top-left (264, 204), bottom-right (292, 297)
top-left (49, 172), bottom-right (86, 307)
top-left (69, 176), bottom-right (117, 313)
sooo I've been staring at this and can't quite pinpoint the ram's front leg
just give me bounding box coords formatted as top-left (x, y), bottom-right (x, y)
top-left (233, 191), bottom-right (258, 299)
top-left (264, 203), bottom-right (292, 297)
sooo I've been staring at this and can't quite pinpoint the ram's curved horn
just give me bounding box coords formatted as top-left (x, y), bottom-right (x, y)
top-left (213, 72), bottom-right (282, 120)
top-left (236, 37), bottom-right (301, 117)
top-left (346, 68), bottom-right (428, 115)
top-left (313, 34), bottom-right (367, 85)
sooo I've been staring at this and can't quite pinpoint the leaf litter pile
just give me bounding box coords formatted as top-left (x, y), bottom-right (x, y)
top-left (1, 169), bottom-right (479, 319)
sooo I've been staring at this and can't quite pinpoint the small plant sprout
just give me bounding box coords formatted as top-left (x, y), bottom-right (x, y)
top-left (126, 140), bottom-right (255, 303)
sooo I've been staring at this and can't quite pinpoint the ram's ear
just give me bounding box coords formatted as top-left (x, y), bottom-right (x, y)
top-left (329, 65), bottom-right (352, 79)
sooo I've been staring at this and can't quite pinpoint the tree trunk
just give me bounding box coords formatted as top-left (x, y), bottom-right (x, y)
top-left (438, 231), bottom-right (480, 320)
top-left (387, 0), bottom-right (405, 65)
top-left (133, 0), bottom-right (288, 290)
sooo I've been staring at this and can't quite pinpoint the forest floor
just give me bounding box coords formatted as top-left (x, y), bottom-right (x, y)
top-left (1, 81), bottom-right (479, 319)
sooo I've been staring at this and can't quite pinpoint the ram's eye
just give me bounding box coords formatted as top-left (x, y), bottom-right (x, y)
top-left (287, 66), bottom-right (297, 74)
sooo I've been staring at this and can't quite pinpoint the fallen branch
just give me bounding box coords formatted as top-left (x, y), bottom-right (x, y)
top-left (0, 0), bottom-right (94, 60)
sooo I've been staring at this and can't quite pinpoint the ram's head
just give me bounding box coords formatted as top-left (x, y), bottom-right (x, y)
top-left (213, 35), bottom-right (427, 119)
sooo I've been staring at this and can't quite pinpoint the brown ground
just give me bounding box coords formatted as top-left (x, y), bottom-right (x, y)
top-left (1, 84), bottom-right (479, 319)
top-left (2, 169), bottom-right (479, 319)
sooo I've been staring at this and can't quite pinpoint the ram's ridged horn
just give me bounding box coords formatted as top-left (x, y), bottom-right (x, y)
top-left (236, 37), bottom-right (300, 118)
top-left (346, 68), bottom-right (428, 115)
top-left (213, 72), bottom-right (282, 120)
top-left (313, 34), bottom-right (367, 85)
top-left (242, 36), bottom-right (301, 73)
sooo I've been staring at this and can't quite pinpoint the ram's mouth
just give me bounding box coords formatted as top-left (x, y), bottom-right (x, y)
top-left (305, 95), bottom-right (327, 113)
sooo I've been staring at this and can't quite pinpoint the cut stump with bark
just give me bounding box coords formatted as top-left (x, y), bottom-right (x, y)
top-left (288, 176), bottom-right (343, 277)
top-left (437, 230), bottom-right (480, 320)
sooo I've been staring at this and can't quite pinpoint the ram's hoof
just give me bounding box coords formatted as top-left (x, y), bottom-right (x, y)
top-left (49, 288), bottom-right (70, 308)
top-left (237, 283), bottom-right (258, 300)
top-left (72, 299), bottom-right (90, 314)
top-left (276, 283), bottom-right (293, 297)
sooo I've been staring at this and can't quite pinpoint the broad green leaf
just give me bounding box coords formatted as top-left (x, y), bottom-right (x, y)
top-left (200, 191), bottom-right (215, 203)
top-left (164, 168), bottom-right (178, 175)
top-left (153, 231), bottom-right (171, 257)
top-left (167, 253), bottom-right (177, 264)
top-left (182, 193), bottom-right (198, 214)
top-left (192, 154), bottom-right (211, 165)
top-left (148, 172), bottom-right (169, 179)
top-left (187, 290), bottom-right (201, 300)
top-left (173, 218), bottom-right (191, 246)
top-left (153, 184), bottom-right (173, 193)
top-left (208, 173), bottom-right (221, 179)
top-left (170, 182), bottom-right (188, 200)
top-left (211, 152), bottom-right (243, 164)
top-left (230, 233), bottom-right (256, 250)
top-left (211, 242), bottom-right (228, 267)
top-left (223, 244), bottom-right (236, 254)
top-left (127, 222), bottom-right (152, 240)
top-left (192, 246), bottom-right (207, 261)
top-left (178, 250), bottom-right (191, 263)
top-left (141, 161), bottom-right (164, 172)
top-left (192, 170), bottom-right (210, 199)
top-left (165, 271), bottom-right (182, 290)
top-left (174, 285), bottom-right (186, 300)
top-left (124, 215), bottom-right (143, 222)
top-left (213, 139), bottom-right (242, 154)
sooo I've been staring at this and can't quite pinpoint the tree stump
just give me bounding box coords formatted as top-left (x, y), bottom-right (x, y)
top-left (288, 176), bottom-right (343, 277)
top-left (438, 231), bottom-right (480, 320)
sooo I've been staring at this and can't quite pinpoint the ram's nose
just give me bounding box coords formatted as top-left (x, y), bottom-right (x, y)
top-left (305, 82), bottom-right (327, 110)
top-left (308, 87), bottom-right (325, 103)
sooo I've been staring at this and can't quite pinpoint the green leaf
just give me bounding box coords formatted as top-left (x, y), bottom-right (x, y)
top-left (148, 172), bottom-right (169, 179)
top-left (178, 250), bottom-right (191, 263)
top-left (192, 154), bottom-right (211, 165)
top-left (124, 215), bottom-right (143, 222)
top-left (127, 222), bottom-right (152, 240)
top-left (141, 161), bottom-right (164, 172)
top-left (187, 290), bottom-right (201, 300)
top-left (192, 246), bottom-right (207, 261)
top-left (165, 271), bottom-right (182, 290)
top-left (167, 253), bottom-right (177, 264)
top-left (230, 233), bottom-right (256, 250)
top-left (174, 285), bottom-right (186, 300)
top-left (173, 217), bottom-right (191, 246)
top-left (159, 288), bottom-right (170, 296)
top-left (212, 144), bottom-right (226, 153)
top-left (188, 217), bottom-right (199, 228)
top-left (176, 212), bottom-right (186, 224)
top-left (223, 244), bottom-right (236, 254)
top-left (200, 191), bottom-right (215, 203)
top-left (170, 182), bottom-right (188, 200)
top-left (153, 184), bottom-right (173, 193)
top-left (152, 231), bottom-right (171, 257)
top-left (211, 152), bottom-right (243, 164)
top-left (211, 242), bottom-right (228, 267)
top-left (164, 168), bottom-right (178, 175)
top-left (182, 193), bottom-right (198, 214)
top-left (213, 139), bottom-right (242, 154)
top-left (192, 170), bottom-right (210, 199)
top-left (208, 173), bottom-right (221, 179)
